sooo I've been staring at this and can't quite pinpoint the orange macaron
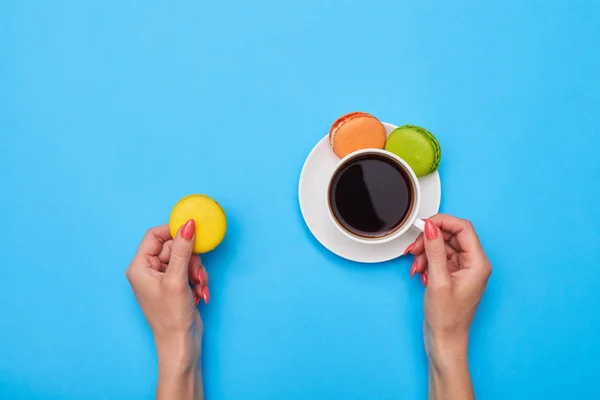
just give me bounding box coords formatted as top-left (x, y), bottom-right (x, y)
top-left (329, 112), bottom-right (387, 158)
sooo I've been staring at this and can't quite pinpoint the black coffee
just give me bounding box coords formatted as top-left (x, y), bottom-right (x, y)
top-left (329, 154), bottom-right (414, 238)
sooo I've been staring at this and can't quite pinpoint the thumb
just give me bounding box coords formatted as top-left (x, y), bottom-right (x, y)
top-left (423, 219), bottom-right (450, 287)
top-left (165, 219), bottom-right (195, 284)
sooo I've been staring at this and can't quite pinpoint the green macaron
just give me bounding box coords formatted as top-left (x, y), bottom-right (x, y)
top-left (384, 125), bottom-right (441, 177)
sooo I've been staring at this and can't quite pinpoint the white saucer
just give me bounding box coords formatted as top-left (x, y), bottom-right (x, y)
top-left (298, 122), bottom-right (441, 263)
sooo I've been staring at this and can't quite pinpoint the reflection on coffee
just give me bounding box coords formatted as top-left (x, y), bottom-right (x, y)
top-left (329, 153), bottom-right (414, 238)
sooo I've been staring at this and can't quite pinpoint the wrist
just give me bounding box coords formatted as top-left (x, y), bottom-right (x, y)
top-left (155, 333), bottom-right (201, 374)
top-left (425, 332), bottom-right (469, 374)
top-left (425, 333), bottom-right (474, 400)
top-left (155, 334), bottom-right (202, 400)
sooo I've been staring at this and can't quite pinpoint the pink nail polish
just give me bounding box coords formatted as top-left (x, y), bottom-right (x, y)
top-left (421, 272), bottom-right (428, 287)
top-left (425, 219), bottom-right (438, 240)
top-left (194, 295), bottom-right (200, 306)
top-left (181, 219), bottom-right (195, 240)
top-left (202, 286), bottom-right (210, 304)
top-left (403, 242), bottom-right (416, 256)
top-left (198, 269), bottom-right (204, 287)
top-left (410, 261), bottom-right (417, 278)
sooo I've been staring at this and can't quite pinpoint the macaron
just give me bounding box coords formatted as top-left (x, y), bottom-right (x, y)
top-left (169, 194), bottom-right (227, 253)
top-left (329, 112), bottom-right (387, 158)
top-left (384, 125), bottom-right (441, 177)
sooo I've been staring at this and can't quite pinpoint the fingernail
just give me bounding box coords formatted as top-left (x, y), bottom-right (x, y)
top-left (198, 269), bottom-right (204, 287)
top-left (181, 219), bottom-right (195, 240)
top-left (403, 242), bottom-right (416, 256)
top-left (421, 272), bottom-right (428, 287)
top-left (194, 295), bottom-right (200, 306)
top-left (202, 286), bottom-right (210, 304)
top-left (410, 261), bottom-right (417, 278)
top-left (425, 219), bottom-right (438, 240)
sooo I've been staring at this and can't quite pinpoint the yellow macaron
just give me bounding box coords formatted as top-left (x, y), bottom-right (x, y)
top-left (169, 194), bottom-right (227, 253)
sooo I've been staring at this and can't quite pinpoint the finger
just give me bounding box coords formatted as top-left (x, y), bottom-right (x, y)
top-left (445, 244), bottom-right (458, 260)
top-left (158, 240), bottom-right (173, 264)
top-left (165, 219), bottom-right (196, 285)
top-left (135, 225), bottom-right (172, 258)
top-left (408, 230), bottom-right (461, 256)
top-left (423, 219), bottom-right (451, 286)
top-left (194, 283), bottom-right (204, 299)
top-left (202, 286), bottom-right (210, 304)
top-left (405, 233), bottom-right (423, 255)
top-left (409, 258), bottom-right (418, 278)
top-left (428, 214), bottom-right (481, 253)
top-left (188, 255), bottom-right (202, 284)
top-left (447, 252), bottom-right (461, 274)
top-left (200, 263), bottom-right (209, 287)
top-left (415, 246), bottom-right (456, 275)
top-left (414, 253), bottom-right (428, 274)
top-left (145, 255), bottom-right (165, 273)
top-left (413, 245), bottom-right (458, 275)
top-left (403, 233), bottom-right (422, 255)
top-left (194, 283), bottom-right (210, 304)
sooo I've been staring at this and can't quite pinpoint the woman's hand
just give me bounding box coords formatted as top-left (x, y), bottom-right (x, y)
top-left (126, 220), bottom-right (209, 400)
top-left (406, 214), bottom-right (492, 400)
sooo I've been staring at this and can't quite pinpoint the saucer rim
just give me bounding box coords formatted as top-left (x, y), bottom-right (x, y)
top-left (298, 122), bottom-right (441, 263)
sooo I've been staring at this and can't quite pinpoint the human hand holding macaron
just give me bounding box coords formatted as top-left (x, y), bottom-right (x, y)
top-left (126, 220), bottom-right (209, 400)
top-left (125, 195), bottom-right (226, 399)
top-left (168, 194), bottom-right (227, 304)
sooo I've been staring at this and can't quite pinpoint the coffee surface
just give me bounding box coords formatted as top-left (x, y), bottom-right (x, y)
top-left (329, 154), bottom-right (413, 238)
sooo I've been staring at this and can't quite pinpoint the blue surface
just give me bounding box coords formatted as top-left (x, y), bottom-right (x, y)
top-left (1, 1), bottom-right (599, 399)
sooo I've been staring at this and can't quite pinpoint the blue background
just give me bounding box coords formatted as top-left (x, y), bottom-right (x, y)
top-left (1, 1), bottom-right (599, 399)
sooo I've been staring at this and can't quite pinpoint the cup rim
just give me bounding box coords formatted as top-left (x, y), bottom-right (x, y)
top-left (326, 148), bottom-right (422, 245)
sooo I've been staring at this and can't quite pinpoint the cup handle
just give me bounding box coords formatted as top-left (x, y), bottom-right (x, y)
top-left (413, 218), bottom-right (425, 232)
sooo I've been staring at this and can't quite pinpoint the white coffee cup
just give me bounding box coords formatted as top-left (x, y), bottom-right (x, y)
top-left (326, 148), bottom-right (425, 244)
